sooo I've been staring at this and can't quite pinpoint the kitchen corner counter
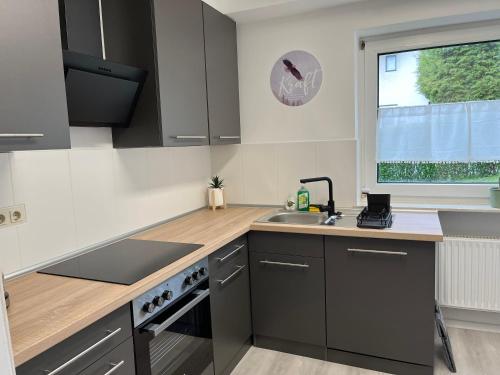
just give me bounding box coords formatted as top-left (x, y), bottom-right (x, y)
top-left (6, 206), bottom-right (442, 367)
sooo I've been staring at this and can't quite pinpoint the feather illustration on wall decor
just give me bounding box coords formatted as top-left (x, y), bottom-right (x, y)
top-left (282, 59), bottom-right (304, 81)
top-left (270, 50), bottom-right (323, 107)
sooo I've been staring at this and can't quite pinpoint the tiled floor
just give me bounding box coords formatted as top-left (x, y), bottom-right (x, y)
top-left (232, 327), bottom-right (500, 375)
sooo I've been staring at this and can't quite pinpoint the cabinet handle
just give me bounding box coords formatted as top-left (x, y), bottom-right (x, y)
top-left (216, 244), bottom-right (245, 263)
top-left (0, 133), bottom-right (44, 138)
top-left (347, 248), bottom-right (407, 256)
top-left (103, 360), bottom-right (125, 375)
top-left (171, 135), bottom-right (207, 139)
top-left (43, 328), bottom-right (122, 375)
top-left (217, 265), bottom-right (245, 286)
top-left (218, 136), bottom-right (241, 139)
top-left (259, 260), bottom-right (310, 268)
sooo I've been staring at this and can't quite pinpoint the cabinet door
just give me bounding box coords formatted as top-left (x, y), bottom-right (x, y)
top-left (325, 237), bottom-right (435, 366)
top-left (79, 337), bottom-right (135, 375)
top-left (209, 239), bottom-right (251, 375)
top-left (0, 0), bottom-right (70, 152)
top-left (153, 0), bottom-right (209, 147)
top-left (250, 252), bottom-right (326, 351)
top-left (203, 4), bottom-right (241, 145)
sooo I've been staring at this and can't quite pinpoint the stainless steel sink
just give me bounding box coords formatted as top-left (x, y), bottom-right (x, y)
top-left (256, 211), bottom-right (328, 225)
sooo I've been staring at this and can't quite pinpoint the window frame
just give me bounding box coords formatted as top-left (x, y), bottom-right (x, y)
top-left (359, 23), bottom-right (500, 202)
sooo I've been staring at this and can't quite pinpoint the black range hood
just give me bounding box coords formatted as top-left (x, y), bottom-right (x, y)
top-left (59, 0), bottom-right (147, 127)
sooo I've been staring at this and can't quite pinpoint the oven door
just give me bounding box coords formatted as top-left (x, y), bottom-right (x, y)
top-left (134, 284), bottom-right (213, 375)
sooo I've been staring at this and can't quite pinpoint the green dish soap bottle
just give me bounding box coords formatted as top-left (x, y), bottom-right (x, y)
top-left (297, 185), bottom-right (310, 212)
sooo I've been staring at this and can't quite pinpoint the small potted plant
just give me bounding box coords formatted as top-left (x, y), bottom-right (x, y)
top-left (208, 176), bottom-right (226, 210)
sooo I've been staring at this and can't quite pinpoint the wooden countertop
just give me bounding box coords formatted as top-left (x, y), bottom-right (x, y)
top-left (6, 206), bottom-right (442, 366)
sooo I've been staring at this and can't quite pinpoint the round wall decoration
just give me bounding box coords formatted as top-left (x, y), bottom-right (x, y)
top-left (270, 50), bottom-right (323, 106)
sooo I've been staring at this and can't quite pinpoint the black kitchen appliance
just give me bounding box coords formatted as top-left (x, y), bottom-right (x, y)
top-left (59, 0), bottom-right (147, 127)
top-left (133, 258), bottom-right (214, 375)
top-left (357, 194), bottom-right (393, 229)
top-left (38, 239), bottom-right (203, 285)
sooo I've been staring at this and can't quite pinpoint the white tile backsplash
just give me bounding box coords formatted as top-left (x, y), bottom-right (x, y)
top-left (211, 140), bottom-right (357, 208)
top-left (10, 151), bottom-right (78, 267)
top-left (0, 134), bottom-right (212, 274)
top-left (69, 149), bottom-right (117, 248)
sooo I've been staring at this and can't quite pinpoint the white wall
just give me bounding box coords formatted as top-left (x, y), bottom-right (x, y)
top-left (0, 128), bottom-right (211, 275)
top-left (211, 0), bottom-right (500, 206)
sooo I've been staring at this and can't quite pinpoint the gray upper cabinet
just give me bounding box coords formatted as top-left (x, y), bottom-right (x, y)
top-left (103, 0), bottom-right (209, 147)
top-left (154, 0), bottom-right (209, 146)
top-left (0, 0), bottom-right (70, 152)
top-left (203, 4), bottom-right (241, 145)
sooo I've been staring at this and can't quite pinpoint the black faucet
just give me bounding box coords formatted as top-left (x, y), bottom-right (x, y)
top-left (299, 177), bottom-right (336, 217)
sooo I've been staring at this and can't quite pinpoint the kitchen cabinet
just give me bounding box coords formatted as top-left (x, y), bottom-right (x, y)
top-left (209, 236), bottom-right (252, 375)
top-left (102, 0), bottom-right (241, 148)
top-left (249, 232), bottom-right (326, 360)
top-left (0, 0), bottom-right (70, 152)
top-left (16, 305), bottom-right (133, 375)
top-left (325, 236), bottom-right (435, 375)
top-left (203, 4), bottom-right (241, 145)
top-left (102, 0), bottom-right (209, 147)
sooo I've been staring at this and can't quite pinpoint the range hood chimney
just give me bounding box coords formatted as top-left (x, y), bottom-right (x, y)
top-left (59, 0), bottom-right (147, 127)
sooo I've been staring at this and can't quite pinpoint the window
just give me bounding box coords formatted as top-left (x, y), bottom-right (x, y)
top-left (361, 24), bottom-right (500, 200)
top-left (385, 55), bottom-right (397, 71)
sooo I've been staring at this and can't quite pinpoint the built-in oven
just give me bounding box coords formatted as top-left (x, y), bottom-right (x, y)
top-left (132, 258), bottom-right (213, 375)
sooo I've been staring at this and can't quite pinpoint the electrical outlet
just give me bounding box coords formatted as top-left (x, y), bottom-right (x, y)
top-left (9, 204), bottom-right (27, 225)
top-left (0, 208), bottom-right (10, 227)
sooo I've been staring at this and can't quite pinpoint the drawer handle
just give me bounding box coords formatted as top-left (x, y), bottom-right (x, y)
top-left (218, 136), bottom-right (241, 139)
top-left (259, 260), bottom-right (310, 268)
top-left (103, 360), bottom-right (125, 375)
top-left (171, 135), bottom-right (207, 139)
top-left (347, 248), bottom-right (407, 256)
top-left (216, 244), bottom-right (245, 263)
top-left (217, 265), bottom-right (245, 286)
top-left (43, 328), bottom-right (122, 375)
top-left (0, 133), bottom-right (44, 138)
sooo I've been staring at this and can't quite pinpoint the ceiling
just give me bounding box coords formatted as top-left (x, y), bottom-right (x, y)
top-left (203, 0), bottom-right (367, 22)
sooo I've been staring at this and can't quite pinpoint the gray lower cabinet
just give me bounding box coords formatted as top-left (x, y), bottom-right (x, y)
top-left (0, 0), bottom-right (70, 152)
top-left (16, 305), bottom-right (133, 375)
top-left (325, 237), bottom-right (435, 375)
top-left (203, 4), bottom-right (241, 145)
top-left (209, 236), bottom-right (252, 375)
top-left (79, 337), bottom-right (135, 375)
top-left (249, 232), bottom-right (326, 360)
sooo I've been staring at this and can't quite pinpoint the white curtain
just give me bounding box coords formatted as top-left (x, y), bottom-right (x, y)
top-left (377, 100), bottom-right (500, 163)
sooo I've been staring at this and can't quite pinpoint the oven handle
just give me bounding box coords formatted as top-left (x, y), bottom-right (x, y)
top-left (143, 288), bottom-right (210, 337)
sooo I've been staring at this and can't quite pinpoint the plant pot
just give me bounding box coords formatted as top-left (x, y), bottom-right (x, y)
top-left (208, 188), bottom-right (225, 208)
top-left (490, 187), bottom-right (500, 209)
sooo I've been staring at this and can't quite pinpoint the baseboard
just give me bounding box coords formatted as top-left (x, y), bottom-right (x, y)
top-left (253, 335), bottom-right (326, 361)
top-left (442, 306), bottom-right (500, 333)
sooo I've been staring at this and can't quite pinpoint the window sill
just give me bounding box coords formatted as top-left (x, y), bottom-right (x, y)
top-left (391, 202), bottom-right (500, 213)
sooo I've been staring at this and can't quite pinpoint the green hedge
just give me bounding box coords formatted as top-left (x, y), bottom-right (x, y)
top-left (378, 162), bottom-right (500, 184)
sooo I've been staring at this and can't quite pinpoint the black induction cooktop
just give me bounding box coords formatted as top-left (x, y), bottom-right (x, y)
top-left (38, 239), bottom-right (203, 285)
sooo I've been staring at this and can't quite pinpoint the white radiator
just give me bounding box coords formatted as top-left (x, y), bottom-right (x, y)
top-left (437, 237), bottom-right (500, 312)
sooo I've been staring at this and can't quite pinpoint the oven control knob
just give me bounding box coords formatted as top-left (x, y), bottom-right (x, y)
top-left (185, 275), bottom-right (194, 285)
top-left (143, 302), bottom-right (155, 313)
top-left (199, 267), bottom-right (207, 276)
top-left (153, 296), bottom-right (165, 307)
top-left (162, 290), bottom-right (173, 300)
top-left (192, 271), bottom-right (199, 281)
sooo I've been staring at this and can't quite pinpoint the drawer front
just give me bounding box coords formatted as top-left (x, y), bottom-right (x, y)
top-left (325, 237), bottom-right (435, 366)
top-left (249, 231), bottom-right (324, 258)
top-left (210, 257), bottom-right (252, 375)
top-left (250, 251), bottom-right (326, 346)
top-left (80, 337), bottom-right (135, 375)
top-left (17, 305), bottom-right (132, 375)
top-left (209, 235), bottom-right (248, 277)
